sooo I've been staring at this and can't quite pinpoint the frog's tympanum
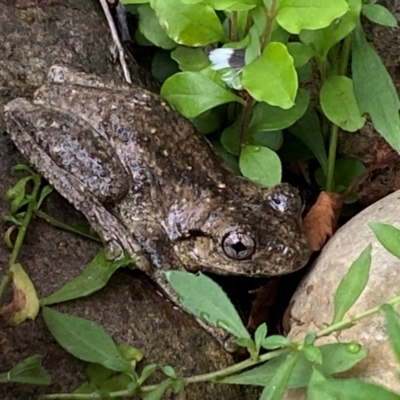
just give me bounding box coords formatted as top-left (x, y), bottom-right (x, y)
top-left (5, 66), bottom-right (311, 347)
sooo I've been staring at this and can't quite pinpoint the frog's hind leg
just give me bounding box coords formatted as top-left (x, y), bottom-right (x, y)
top-left (5, 98), bottom-right (150, 271)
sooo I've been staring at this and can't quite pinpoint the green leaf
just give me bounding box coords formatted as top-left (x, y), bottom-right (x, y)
top-left (331, 245), bottom-right (371, 324)
top-left (254, 323), bottom-right (268, 352)
top-left (299, 0), bottom-right (361, 57)
top-left (0, 355), bottom-right (51, 385)
top-left (369, 222), bottom-right (400, 259)
top-left (204, 0), bottom-right (259, 11)
top-left (42, 307), bottom-right (132, 373)
top-left (137, 4), bottom-right (176, 49)
top-left (165, 271), bottom-right (250, 339)
top-left (306, 368), bottom-right (336, 400)
top-left (249, 88), bottom-right (309, 133)
top-left (261, 335), bottom-right (292, 350)
top-left (259, 351), bottom-right (299, 400)
top-left (320, 76), bottom-right (365, 132)
top-left (288, 108), bottom-right (328, 175)
top-left (239, 145), bottom-right (282, 187)
top-left (162, 365), bottom-right (177, 378)
top-left (161, 72), bottom-right (244, 118)
top-left (5, 176), bottom-right (32, 214)
top-left (41, 250), bottom-right (132, 306)
top-left (302, 345), bottom-right (322, 365)
top-left (352, 25), bottom-right (400, 151)
top-left (171, 46), bottom-right (210, 72)
top-left (139, 364), bottom-right (157, 385)
top-left (382, 304), bottom-right (400, 365)
top-left (191, 107), bottom-right (225, 134)
top-left (221, 342), bottom-right (366, 388)
top-left (150, 0), bottom-right (224, 46)
top-left (276, 0), bottom-right (349, 34)
top-left (242, 42), bottom-right (297, 109)
top-left (362, 4), bottom-right (398, 28)
top-left (151, 49), bottom-right (180, 83)
top-left (314, 379), bottom-right (400, 400)
top-left (287, 42), bottom-right (314, 67)
top-left (144, 379), bottom-right (174, 400)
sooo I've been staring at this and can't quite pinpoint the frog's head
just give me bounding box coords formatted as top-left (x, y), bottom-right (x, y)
top-left (173, 183), bottom-right (311, 277)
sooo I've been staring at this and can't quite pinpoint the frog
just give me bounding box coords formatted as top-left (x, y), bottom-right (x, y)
top-left (4, 66), bottom-right (311, 349)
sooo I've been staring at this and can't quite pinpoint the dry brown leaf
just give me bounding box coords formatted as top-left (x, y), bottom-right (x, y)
top-left (0, 263), bottom-right (39, 325)
top-left (303, 191), bottom-right (344, 251)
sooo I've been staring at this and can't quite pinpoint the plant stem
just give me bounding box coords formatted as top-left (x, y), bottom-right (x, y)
top-left (316, 293), bottom-right (400, 339)
top-left (238, 95), bottom-right (255, 147)
top-left (230, 11), bottom-right (238, 42)
top-left (261, 0), bottom-right (277, 50)
top-left (41, 290), bottom-right (400, 399)
top-left (325, 35), bottom-right (352, 192)
top-left (0, 174), bottom-right (41, 304)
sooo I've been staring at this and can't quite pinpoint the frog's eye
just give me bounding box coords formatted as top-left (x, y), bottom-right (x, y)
top-left (222, 232), bottom-right (255, 260)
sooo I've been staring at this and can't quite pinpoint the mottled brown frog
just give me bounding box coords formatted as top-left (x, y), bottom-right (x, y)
top-left (5, 66), bottom-right (311, 347)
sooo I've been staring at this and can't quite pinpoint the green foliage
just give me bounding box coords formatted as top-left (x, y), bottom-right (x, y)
top-left (0, 356), bottom-right (51, 385)
top-left (121, 0), bottom-right (399, 194)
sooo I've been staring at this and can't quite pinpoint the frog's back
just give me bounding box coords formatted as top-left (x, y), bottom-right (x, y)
top-left (35, 84), bottom-right (230, 195)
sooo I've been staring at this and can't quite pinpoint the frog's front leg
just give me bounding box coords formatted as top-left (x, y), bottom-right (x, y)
top-left (5, 98), bottom-right (150, 271)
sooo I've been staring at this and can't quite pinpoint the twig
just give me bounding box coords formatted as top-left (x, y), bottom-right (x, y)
top-left (98, 0), bottom-right (132, 84)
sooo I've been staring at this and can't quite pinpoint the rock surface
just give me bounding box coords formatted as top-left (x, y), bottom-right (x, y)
top-left (284, 189), bottom-right (400, 399)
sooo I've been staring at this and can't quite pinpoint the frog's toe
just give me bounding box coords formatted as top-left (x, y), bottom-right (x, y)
top-left (104, 240), bottom-right (124, 260)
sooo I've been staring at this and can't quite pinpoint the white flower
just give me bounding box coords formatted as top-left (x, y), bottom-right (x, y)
top-left (209, 48), bottom-right (236, 70)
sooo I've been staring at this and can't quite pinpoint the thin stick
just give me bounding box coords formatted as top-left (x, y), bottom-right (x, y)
top-left (98, 0), bottom-right (132, 84)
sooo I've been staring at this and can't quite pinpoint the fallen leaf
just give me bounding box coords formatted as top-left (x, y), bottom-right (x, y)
top-left (0, 263), bottom-right (40, 325)
top-left (303, 191), bottom-right (344, 251)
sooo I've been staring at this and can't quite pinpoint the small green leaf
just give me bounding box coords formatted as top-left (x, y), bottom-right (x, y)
top-left (6, 176), bottom-right (32, 214)
top-left (162, 365), bottom-right (177, 378)
top-left (306, 368), bottom-right (336, 400)
top-left (139, 364), bottom-right (157, 385)
top-left (221, 342), bottom-right (366, 388)
top-left (299, 0), bottom-right (361, 57)
top-left (242, 42), bottom-right (298, 109)
top-left (362, 4), bottom-right (398, 28)
top-left (369, 222), bottom-right (400, 259)
top-left (259, 351), bottom-right (299, 400)
top-left (276, 0), bottom-right (349, 34)
top-left (302, 345), bottom-right (322, 365)
top-left (261, 335), bottom-right (292, 350)
top-left (42, 308), bottom-right (132, 373)
top-left (161, 72), bottom-right (244, 118)
top-left (41, 250), bottom-right (132, 306)
top-left (287, 42), bottom-right (314, 67)
top-left (382, 304), bottom-right (400, 365)
top-left (171, 46), bottom-right (210, 72)
top-left (314, 379), bottom-right (400, 400)
top-left (254, 323), bottom-right (268, 351)
top-left (143, 379), bottom-right (174, 400)
top-left (151, 50), bottom-right (180, 83)
top-left (304, 333), bottom-right (316, 346)
top-left (137, 4), bottom-right (176, 49)
top-left (0, 355), bottom-right (51, 385)
top-left (331, 245), bottom-right (372, 324)
top-left (352, 25), bottom-right (400, 151)
top-left (165, 271), bottom-right (250, 339)
top-left (288, 108), bottom-right (328, 175)
top-left (239, 145), bottom-right (282, 187)
top-left (249, 88), bottom-right (309, 133)
top-left (150, 0), bottom-right (224, 46)
top-left (320, 76), bottom-right (365, 132)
